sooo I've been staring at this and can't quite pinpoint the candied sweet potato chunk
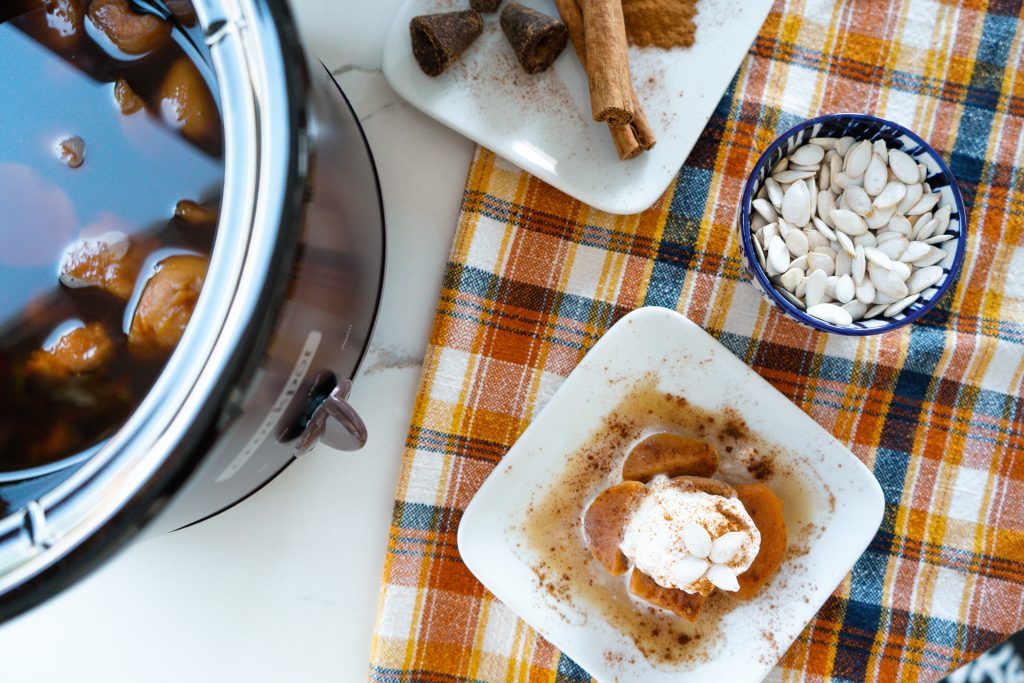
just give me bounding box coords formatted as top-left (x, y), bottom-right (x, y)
top-left (734, 484), bottom-right (787, 599)
top-left (628, 568), bottom-right (705, 621)
top-left (59, 231), bottom-right (140, 301)
top-left (128, 254), bottom-right (207, 353)
top-left (24, 322), bottom-right (114, 378)
top-left (88, 0), bottom-right (170, 54)
top-left (623, 433), bottom-right (718, 482)
top-left (159, 57), bottom-right (221, 152)
top-left (583, 480), bottom-right (647, 576)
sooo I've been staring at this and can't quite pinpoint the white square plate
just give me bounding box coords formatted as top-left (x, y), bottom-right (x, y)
top-left (382, 0), bottom-right (773, 215)
top-left (457, 307), bottom-right (885, 682)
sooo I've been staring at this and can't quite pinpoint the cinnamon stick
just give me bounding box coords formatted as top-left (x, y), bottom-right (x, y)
top-left (554, 0), bottom-right (655, 159)
top-left (579, 0), bottom-right (634, 126)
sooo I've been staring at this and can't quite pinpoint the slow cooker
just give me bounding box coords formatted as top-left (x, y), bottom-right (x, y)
top-left (0, 0), bottom-right (385, 620)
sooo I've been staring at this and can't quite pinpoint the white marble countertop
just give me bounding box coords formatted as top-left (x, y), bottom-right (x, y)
top-left (0, 1), bottom-right (473, 680)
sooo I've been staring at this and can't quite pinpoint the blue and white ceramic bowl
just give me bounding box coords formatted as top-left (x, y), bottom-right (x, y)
top-left (738, 113), bottom-right (968, 335)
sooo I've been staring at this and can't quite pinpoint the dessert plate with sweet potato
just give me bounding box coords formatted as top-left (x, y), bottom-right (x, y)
top-left (457, 307), bottom-right (884, 682)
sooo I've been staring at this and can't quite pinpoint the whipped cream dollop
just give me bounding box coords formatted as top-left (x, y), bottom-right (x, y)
top-left (619, 478), bottom-right (761, 595)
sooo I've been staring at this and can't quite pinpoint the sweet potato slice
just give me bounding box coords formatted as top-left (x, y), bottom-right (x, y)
top-left (583, 481), bottom-right (647, 576)
top-left (628, 568), bottom-right (706, 621)
top-left (623, 433), bottom-right (718, 482)
top-left (734, 484), bottom-right (787, 599)
top-left (665, 475), bottom-right (736, 499)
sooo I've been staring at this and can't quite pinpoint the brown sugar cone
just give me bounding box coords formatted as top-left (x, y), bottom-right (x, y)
top-left (470, 0), bottom-right (502, 12)
top-left (553, 0), bottom-right (655, 158)
top-left (499, 3), bottom-right (569, 75)
top-left (579, 0), bottom-right (634, 125)
top-left (409, 10), bottom-right (484, 77)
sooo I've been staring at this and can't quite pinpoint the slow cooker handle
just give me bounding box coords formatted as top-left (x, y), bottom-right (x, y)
top-left (295, 379), bottom-right (368, 453)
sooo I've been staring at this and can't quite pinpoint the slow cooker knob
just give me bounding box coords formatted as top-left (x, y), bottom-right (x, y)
top-left (295, 378), bottom-right (368, 453)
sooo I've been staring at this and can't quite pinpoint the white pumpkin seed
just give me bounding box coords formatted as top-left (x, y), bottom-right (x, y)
top-left (785, 229), bottom-right (810, 257)
top-left (817, 192), bottom-right (837, 225)
top-left (855, 278), bottom-right (875, 304)
top-left (854, 232), bottom-right (878, 247)
top-left (888, 148), bottom-right (919, 183)
top-left (836, 249), bottom-right (852, 276)
top-left (807, 230), bottom-right (830, 250)
top-left (767, 235), bottom-right (791, 275)
top-left (845, 140), bottom-right (873, 177)
top-left (887, 214), bottom-right (912, 237)
top-left (868, 262), bottom-right (909, 298)
top-left (907, 265), bottom-right (943, 294)
top-left (774, 169), bottom-right (816, 184)
top-left (771, 157), bottom-right (789, 175)
top-left (844, 186), bottom-right (873, 216)
top-left (864, 303), bottom-right (888, 318)
top-left (835, 274), bottom-right (855, 303)
top-left (812, 217), bottom-right (837, 244)
top-left (918, 162), bottom-right (928, 182)
top-left (864, 154), bottom-right (888, 195)
top-left (872, 139), bottom-right (889, 162)
top-left (765, 177), bottom-right (784, 210)
top-left (924, 233), bottom-right (955, 244)
top-left (790, 254), bottom-right (809, 272)
top-left (896, 182), bottom-right (923, 214)
top-left (907, 192), bottom-right (940, 215)
top-left (834, 171), bottom-right (864, 190)
top-left (878, 238), bottom-right (908, 261)
top-left (825, 275), bottom-right (838, 299)
top-left (810, 137), bottom-right (838, 149)
top-left (873, 181), bottom-right (907, 209)
top-left (931, 204), bottom-right (952, 236)
top-left (865, 207), bottom-right (895, 230)
top-left (818, 164), bottom-right (830, 192)
top-left (914, 217), bottom-right (939, 242)
top-left (780, 267), bottom-right (803, 292)
top-left (852, 244), bottom-right (866, 284)
top-left (912, 246), bottom-right (948, 267)
top-left (782, 180), bottom-right (812, 227)
top-left (842, 299), bottom-right (867, 320)
top-left (889, 260), bottom-right (911, 281)
top-left (777, 218), bottom-right (796, 238)
top-left (807, 302), bottom-right (852, 326)
top-left (876, 231), bottom-right (903, 244)
top-left (899, 241), bottom-right (931, 263)
top-left (792, 143), bottom-right (825, 166)
top-left (795, 275), bottom-right (808, 298)
top-left (805, 269), bottom-right (828, 307)
top-left (831, 209), bottom-right (868, 235)
top-left (752, 198), bottom-right (777, 222)
top-left (808, 252), bottom-right (836, 275)
top-left (753, 235), bottom-right (766, 269)
top-left (836, 230), bottom-right (856, 256)
top-left (836, 136), bottom-right (855, 156)
top-left (884, 294), bottom-right (920, 317)
top-left (864, 247), bottom-right (893, 269)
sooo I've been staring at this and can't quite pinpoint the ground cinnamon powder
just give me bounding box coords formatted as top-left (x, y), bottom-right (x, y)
top-left (621, 0), bottom-right (699, 49)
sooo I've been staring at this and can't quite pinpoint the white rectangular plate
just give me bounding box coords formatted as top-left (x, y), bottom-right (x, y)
top-left (382, 0), bottom-right (773, 215)
top-left (458, 307), bottom-right (884, 682)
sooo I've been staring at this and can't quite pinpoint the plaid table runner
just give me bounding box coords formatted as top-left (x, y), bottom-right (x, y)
top-left (369, 0), bottom-right (1024, 680)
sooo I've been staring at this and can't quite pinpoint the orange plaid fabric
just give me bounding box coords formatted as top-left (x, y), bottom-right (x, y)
top-left (370, 0), bottom-right (1024, 680)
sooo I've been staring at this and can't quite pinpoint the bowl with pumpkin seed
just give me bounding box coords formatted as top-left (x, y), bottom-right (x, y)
top-left (737, 113), bottom-right (968, 335)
